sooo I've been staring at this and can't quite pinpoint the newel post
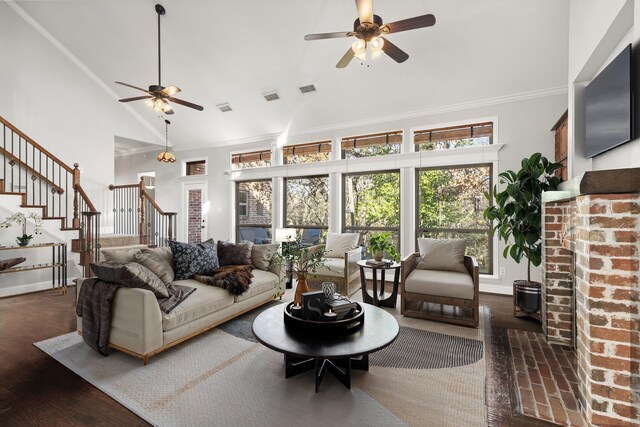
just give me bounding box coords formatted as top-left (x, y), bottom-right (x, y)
top-left (72, 163), bottom-right (81, 228)
top-left (139, 176), bottom-right (146, 245)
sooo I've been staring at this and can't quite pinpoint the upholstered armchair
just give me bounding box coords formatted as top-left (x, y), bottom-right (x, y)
top-left (401, 240), bottom-right (480, 328)
top-left (305, 233), bottom-right (362, 296)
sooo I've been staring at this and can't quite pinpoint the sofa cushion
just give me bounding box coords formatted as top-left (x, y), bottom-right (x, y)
top-left (312, 257), bottom-right (344, 278)
top-left (251, 243), bottom-right (279, 271)
top-left (101, 247), bottom-right (142, 263)
top-left (91, 261), bottom-right (169, 298)
top-left (404, 269), bottom-right (474, 300)
top-left (325, 233), bottom-right (359, 258)
top-left (218, 240), bottom-right (253, 266)
top-left (417, 238), bottom-right (468, 273)
top-left (169, 239), bottom-right (219, 280)
top-left (134, 250), bottom-right (174, 288)
top-left (162, 280), bottom-right (234, 331)
top-left (234, 269), bottom-right (279, 302)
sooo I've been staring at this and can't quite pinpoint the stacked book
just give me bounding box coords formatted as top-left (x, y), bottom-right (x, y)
top-left (366, 259), bottom-right (392, 267)
top-left (326, 297), bottom-right (358, 320)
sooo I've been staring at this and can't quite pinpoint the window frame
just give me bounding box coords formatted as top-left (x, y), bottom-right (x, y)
top-left (414, 163), bottom-right (494, 275)
top-left (413, 122), bottom-right (493, 152)
top-left (340, 130), bottom-right (403, 159)
top-left (341, 169), bottom-right (402, 252)
top-left (235, 179), bottom-right (272, 243)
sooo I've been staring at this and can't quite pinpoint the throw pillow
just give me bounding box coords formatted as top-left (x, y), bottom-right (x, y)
top-left (194, 265), bottom-right (254, 296)
top-left (101, 247), bottom-right (142, 263)
top-left (134, 249), bottom-right (174, 288)
top-left (145, 246), bottom-right (173, 265)
top-left (217, 240), bottom-right (253, 266)
top-left (90, 261), bottom-right (169, 298)
top-left (251, 243), bottom-right (279, 271)
top-left (168, 239), bottom-right (220, 280)
top-left (416, 238), bottom-right (468, 273)
top-left (325, 233), bottom-right (360, 258)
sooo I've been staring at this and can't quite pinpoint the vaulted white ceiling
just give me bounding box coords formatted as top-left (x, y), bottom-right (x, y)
top-left (17, 0), bottom-right (569, 149)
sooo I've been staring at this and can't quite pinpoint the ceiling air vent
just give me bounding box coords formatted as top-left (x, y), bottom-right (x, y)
top-left (298, 84), bottom-right (317, 94)
top-left (216, 103), bottom-right (232, 112)
top-left (263, 91), bottom-right (280, 102)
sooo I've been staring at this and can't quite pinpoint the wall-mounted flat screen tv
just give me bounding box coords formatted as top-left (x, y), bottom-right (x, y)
top-left (585, 44), bottom-right (633, 158)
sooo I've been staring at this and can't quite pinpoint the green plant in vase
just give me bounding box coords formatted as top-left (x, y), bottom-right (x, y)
top-left (1, 212), bottom-right (44, 246)
top-left (275, 237), bottom-right (328, 305)
top-left (367, 232), bottom-right (399, 262)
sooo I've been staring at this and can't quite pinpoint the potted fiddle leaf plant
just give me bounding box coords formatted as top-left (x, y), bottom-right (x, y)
top-left (367, 232), bottom-right (399, 262)
top-left (483, 153), bottom-right (562, 316)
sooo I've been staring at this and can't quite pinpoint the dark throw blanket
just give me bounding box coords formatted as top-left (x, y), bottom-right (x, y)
top-left (76, 279), bottom-right (196, 356)
top-left (195, 265), bottom-right (254, 296)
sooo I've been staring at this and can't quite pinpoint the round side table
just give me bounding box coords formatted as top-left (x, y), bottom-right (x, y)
top-left (356, 260), bottom-right (401, 308)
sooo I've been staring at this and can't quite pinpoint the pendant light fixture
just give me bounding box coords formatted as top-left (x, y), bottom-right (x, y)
top-left (157, 119), bottom-right (176, 163)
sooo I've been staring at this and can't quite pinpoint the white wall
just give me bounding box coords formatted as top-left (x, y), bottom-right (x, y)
top-left (116, 93), bottom-right (567, 294)
top-left (0, 2), bottom-right (161, 214)
top-left (568, 0), bottom-right (640, 177)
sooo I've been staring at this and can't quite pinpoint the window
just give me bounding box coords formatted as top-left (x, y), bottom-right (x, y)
top-left (236, 181), bottom-right (272, 243)
top-left (231, 149), bottom-right (271, 169)
top-left (284, 175), bottom-right (329, 244)
top-left (341, 131), bottom-right (402, 159)
top-left (416, 164), bottom-right (493, 274)
top-left (238, 191), bottom-right (248, 216)
top-left (343, 170), bottom-right (400, 256)
top-left (414, 122), bottom-right (493, 151)
top-left (284, 140), bottom-right (332, 164)
top-left (186, 160), bottom-right (206, 176)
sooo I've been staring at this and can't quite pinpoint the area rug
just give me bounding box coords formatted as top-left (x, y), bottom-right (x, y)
top-left (35, 303), bottom-right (489, 427)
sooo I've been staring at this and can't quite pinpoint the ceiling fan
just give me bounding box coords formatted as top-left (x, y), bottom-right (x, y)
top-left (115, 4), bottom-right (203, 114)
top-left (304, 0), bottom-right (436, 68)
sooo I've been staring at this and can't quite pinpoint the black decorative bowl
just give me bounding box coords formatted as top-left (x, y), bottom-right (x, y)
top-left (283, 302), bottom-right (365, 335)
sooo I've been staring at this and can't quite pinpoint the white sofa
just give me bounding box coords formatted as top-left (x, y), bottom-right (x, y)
top-left (76, 248), bottom-right (283, 364)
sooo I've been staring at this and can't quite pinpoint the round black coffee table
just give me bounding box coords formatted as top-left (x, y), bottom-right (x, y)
top-left (252, 303), bottom-right (399, 392)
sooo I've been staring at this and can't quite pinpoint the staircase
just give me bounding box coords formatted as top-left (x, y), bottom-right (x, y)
top-left (0, 116), bottom-right (101, 282)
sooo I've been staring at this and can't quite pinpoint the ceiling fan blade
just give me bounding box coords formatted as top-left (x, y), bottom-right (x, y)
top-left (115, 81), bottom-right (152, 94)
top-left (336, 48), bottom-right (355, 68)
top-left (162, 85), bottom-right (181, 96)
top-left (304, 32), bottom-right (352, 41)
top-left (384, 14), bottom-right (436, 34)
top-left (118, 95), bottom-right (153, 103)
top-left (381, 38), bottom-right (409, 63)
top-left (166, 96), bottom-right (204, 111)
top-left (163, 106), bottom-right (174, 115)
top-left (355, 0), bottom-right (373, 23)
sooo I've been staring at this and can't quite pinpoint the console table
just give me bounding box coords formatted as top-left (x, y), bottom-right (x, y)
top-left (0, 242), bottom-right (68, 294)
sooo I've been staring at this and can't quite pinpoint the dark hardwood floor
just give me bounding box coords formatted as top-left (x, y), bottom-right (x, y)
top-left (0, 288), bottom-right (553, 426)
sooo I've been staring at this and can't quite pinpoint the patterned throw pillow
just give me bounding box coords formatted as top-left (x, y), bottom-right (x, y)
top-left (90, 261), bottom-right (169, 298)
top-left (217, 240), bottom-right (253, 266)
top-left (168, 239), bottom-right (219, 280)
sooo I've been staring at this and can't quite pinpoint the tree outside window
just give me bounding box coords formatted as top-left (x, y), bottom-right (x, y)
top-left (284, 175), bottom-right (328, 244)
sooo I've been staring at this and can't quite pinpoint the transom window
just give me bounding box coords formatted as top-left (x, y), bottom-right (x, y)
top-left (231, 149), bottom-right (272, 169)
top-left (283, 140), bottom-right (332, 164)
top-left (284, 175), bottom-right (329, 244)
top-left (186, 160), bottom-right (206, 176)
top-left (416, 164), bottom-right (493, 274)
top-left (341, 131), bottom-right (402, 159)
top-left (414, 122), bottom-right (493, 151)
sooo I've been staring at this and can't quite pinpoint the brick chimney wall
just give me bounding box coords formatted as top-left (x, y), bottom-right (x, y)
top-left (542, 193), bottom-right (639, 426)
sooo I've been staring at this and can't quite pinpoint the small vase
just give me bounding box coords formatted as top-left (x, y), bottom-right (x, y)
top-left (374, 251), bottom-right (384, 262)
top-left (294, 272), bottom-right (309, 306)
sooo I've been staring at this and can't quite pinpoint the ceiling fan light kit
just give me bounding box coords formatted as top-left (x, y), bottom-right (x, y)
top-left (116, 4), bottom-right (204, 114)
top-left (305, 0), bottom-right (436, 68)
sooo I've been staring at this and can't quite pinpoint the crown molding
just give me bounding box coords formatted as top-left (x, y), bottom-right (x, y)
top-left (176, 85), bottom-right (568, 151)
top-left (6, 1), bottom-right (165, 144)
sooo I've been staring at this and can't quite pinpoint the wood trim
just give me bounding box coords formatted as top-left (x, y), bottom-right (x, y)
top-left (340, 131), bottom-right (403, 150)
top-left (75, 184), bottom-right (96, 212)
top-left (141, 189), bottom-right (176, 215)
top-left (0, 116), bottom-right (74, 174)
top-left (107, 294), bottom-right (284, 364)
top-left (551, 109), bottom-right (568, 131)
top-left (414, 122), bottom-right (493, 144)
top-left (108, 183), bottom-right (140, 190)
top-left (283, 140), bottom-right (332, 156)
top-left (231, 149), bottom-right (272, 164)
top-left (0, 146), bottom-right (65, 194)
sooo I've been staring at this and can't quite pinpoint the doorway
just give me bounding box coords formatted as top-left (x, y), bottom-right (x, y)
top-left (182, 181), bottom-right (207, 243)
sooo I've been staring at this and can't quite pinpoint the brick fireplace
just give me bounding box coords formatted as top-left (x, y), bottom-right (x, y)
top-left (541, 168), bottom-right (639, 426)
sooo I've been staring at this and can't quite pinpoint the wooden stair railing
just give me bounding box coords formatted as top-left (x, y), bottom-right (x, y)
top-left (109, 177), bottom-right (176, 247)
top-left (0, 116), bottom-right (100, 276)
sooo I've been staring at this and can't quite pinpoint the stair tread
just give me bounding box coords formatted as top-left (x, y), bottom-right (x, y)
top-left (0, 191), bottom-right (24, 195)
